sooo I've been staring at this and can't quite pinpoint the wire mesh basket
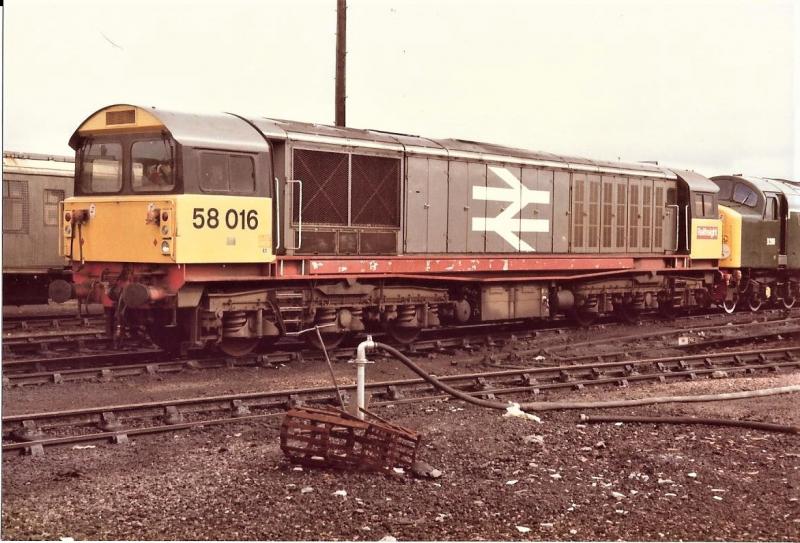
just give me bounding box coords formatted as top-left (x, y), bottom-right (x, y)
top-left (280, 406), bottom-right (420, 472)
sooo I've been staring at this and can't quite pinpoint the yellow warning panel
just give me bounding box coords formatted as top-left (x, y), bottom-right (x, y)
top-left (174, 195), bottom-right (273, 264)
top-left (718, 205), bottom-right (742, 268)
top-left (61, 194), bottom-right (273, 264)
top-left (62, 196), bottom-right (175, 264)
top-left (690, 217), bottom-right (723, 260)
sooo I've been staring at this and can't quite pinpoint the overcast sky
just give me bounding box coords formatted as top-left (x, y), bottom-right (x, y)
top-left (2, 0), bottom-right (798, 178)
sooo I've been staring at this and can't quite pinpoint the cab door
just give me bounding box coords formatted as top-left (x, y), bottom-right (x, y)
top-left (762, 193), bottom-right (781, 266)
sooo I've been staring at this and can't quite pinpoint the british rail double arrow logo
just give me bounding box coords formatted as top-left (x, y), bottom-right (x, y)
top-left (471, 166), bottom-right (550, 251)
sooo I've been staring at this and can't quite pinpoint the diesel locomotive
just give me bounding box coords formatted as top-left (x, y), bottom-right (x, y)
top-left (713, 175), bottom-right (799, 312)
top-left (48, 104), bottom-right (798, 355)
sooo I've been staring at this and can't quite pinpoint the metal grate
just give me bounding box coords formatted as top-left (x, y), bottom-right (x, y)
top-left (642, 184), bottom-right (653, 250)
top-left (588, 177), bottom-right (600, 248)
top-left (602, 182), bottom-right (613, 249)
top-left (360, 231), bottom-right (397, 254)
top-left (629, 183), bottom-right (640, 249)
top-left (293, 149), bottom-right (349, 225)
top-left (616, 185), bottom-right (626, 248)
top-left (351, 155), bottom-right (400, 226)
top-left (280, 407), bottom-right (420, 473)
top-left (106, 109), bottom-right (135, 125)
top-left (654, 185), bottom-right (664, 250)
top-left (572, 178), bottom-right (584, 248)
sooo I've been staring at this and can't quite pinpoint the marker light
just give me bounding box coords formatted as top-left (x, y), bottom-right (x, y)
top-left (161, 240), bottom-right (170, 254)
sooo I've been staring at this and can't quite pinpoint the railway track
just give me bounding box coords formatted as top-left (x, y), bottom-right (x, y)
top-left (4, 345), bottom-right (799, 455)
top-left (1, 302), bottom-right (104, 321)
top-left (2, 315), bottom-right (108, 355)
top-left (4, 309), bottom-right (799, 386)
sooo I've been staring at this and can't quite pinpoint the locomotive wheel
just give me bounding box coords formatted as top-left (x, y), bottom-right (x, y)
top-left (721, 298), bottom-right (737, 314)
top-left (615, 304), bottom-right (640, 325)
top-left (304, 330), bottom-right (347, 351)
top-left (569, 309), bottom-right (598, 327)
top-left (747, 296), bottom-right (763, 312)
top-left (219, 337), bottom-right (260, 357)
top-left (783, 296), bottom-right (796, 309)
top-left (384, 322), bottom-right (422, 344)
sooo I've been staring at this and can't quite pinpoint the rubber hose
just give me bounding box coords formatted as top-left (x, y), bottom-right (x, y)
top-left (580, 414), bottom-right (799, 434)
top-left (373, 342), bottom-right (800, 415)
top-left (374, 342), bottom-right (513, 411)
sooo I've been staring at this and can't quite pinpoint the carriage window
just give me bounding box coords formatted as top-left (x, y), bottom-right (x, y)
top-left (765, 196), bottom-right (779, 220)
top-left (43, 189), bottom-right (64, 226)
top-left (3, 180), bottom-right (29, 233)
top-left (199, 152), bottom-right (255, 193)
top-left (732, 183), bottom-right (757, 207)
top-left (132, 139), bottom-right (175, 192)
top-left (79, 142), bottom-right (122, 193)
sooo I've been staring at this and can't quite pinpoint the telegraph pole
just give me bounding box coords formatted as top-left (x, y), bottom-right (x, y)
top-left (335, 0), bottom-right (346, 126)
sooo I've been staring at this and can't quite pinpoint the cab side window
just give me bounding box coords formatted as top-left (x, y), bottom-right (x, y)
top-left (693, 193), bottom-right (717, 218)
top-left (132, 139), bottom-right (175, 192)
top-left (199, 152), bottom-right (255, 194)
top-left (765, 196), bottom-right (779, 220)
top-left (694, 194), bottom-right (704, 217)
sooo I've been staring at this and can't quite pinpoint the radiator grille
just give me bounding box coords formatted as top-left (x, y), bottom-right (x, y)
top-left (351, 154), bottom-right (400, 226)
top-left (360, 231), bottom-right (397, 254)
top-left (106, 109), bottom-right (135, 125)
top-left (293, 149), bottom-right (348, 225)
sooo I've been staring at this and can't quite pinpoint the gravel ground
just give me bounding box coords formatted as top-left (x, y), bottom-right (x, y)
top-left (3, 370), bottom-right (799, 541)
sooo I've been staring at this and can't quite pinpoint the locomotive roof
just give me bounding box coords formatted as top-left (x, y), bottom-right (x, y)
top-left (669, 169), bottom-right (720, 193)
top-left (247, 115), bottom-right (677, 179)
top-left (72, 104), bottom-right (706, 180)
top-left (714, 174), bottom-right (800, 213)
top-left (69, 104), bottom-right (270, 153)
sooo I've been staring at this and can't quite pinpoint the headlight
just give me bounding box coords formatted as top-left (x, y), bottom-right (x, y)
top-left (161, 240), bottom-right (170, 254)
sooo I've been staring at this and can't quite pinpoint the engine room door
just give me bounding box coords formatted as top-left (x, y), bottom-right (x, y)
top-left (519, 168), bottom-right (553, 253)
top-left (600, 176), bottom-right (627, 253)
top-left (652, 180), bottom-right (673, 253)
top-left (405, 156), bottom-right (448, 253)
top-left (627, 178), bottom-right (643, 252)
top-left (640, 179), bottom-right (654, 253)
top-left (570, 173), bottom-right (600, 253)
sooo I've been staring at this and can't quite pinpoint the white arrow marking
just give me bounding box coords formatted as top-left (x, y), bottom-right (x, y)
top-left (471, 166), bottom-right (550, 252)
